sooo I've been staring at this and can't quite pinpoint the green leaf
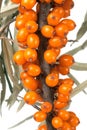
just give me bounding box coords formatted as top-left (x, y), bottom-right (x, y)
top-left (76, 12), bottom-right (87, 40)
top-left (17, 100), bottom-right (25, 112)
top-left (0, 57), bottom-right (6, 114)
top-left (0, 4), bottom-right (18, 17)
top-left (7, 87), bottom-right (22, 109)
top-left (8, 115), bottom-right (33, 129)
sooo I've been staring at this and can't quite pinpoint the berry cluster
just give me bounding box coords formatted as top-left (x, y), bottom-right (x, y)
top-left (12, 0), bottom-right (80, 129)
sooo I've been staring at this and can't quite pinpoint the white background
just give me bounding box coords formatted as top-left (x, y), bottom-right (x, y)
top-left (0, 0), bottom-right (87, 130)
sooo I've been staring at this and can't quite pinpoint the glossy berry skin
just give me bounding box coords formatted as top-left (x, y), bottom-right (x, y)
top-left (69, 116), bottom-right (80, 127)
top-left (38, 125), bottom-right (48, 130)
top-left (55, 23), bottom-right (69, 37)
top-left (63, 0), bottom-right (74, 9)
top-left (20, 71), bottom-right (29, 80)
top-left (58, 83), bottom-right (72, 95)
top-left (47, 12), bottom-right (60, 26)
top-left (58, 93), bottom-right (70, 103)
top-left (44, 49), bottom-right (57, 64)
top-left (58, 110), bottom-right (70, 121)
top-left (53, 0), bottom-right (64, 4)
top-left (52, 7), bottom-right (65, 18)
top-left (11, 0), bottom-right (21, 4)
top-left (24, 91), bottom-right (39, 105)
top-left (27, 64), bottom-right (41, 76)
top-left (54, 100), bottom-right (68, 109)
top-left (48, 36), bottom-right (63, 48)
top-left (13, 50), bottom-right (26, 65)
top-left (61, 122), bottom-right (72, 130)
top-left (17, 28), bottom-right (29, 42)
top-left (60, 19), bottom-right (76, 31)
top-left (25, 20), bottom-right (38, 33)
top-left (34, 111), bottom-right (47, 122)
top-left (23, 9), bottom-right (37, 21)
top-left (27, 33), bottom-right (40, 49)
top-left (23, 76), bottom-right (38, 90)
top-left (52, 116), bottom-right (63, 128)
top-left (57, 65), bottom-right (69, 75)
top-left (41, 101), bottom-right (52, 113)
top-left (21, 0), bottom-right (36, 10)
top-left (24, 48), bottom-right (37, 62)
top-left (41, 25), bottom-right (55, 38)
top-left (58, 54), bottom-right (74, 67)
top-left (45, 73), bottom-right (59, 87)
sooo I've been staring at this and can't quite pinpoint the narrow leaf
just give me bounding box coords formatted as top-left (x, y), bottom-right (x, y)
top-left (71, 80), bottom-right (87, 97)
top-left (71, 62), bottom-right (87, 71)
top-left (17, 100), bottom-right (25, 112)
top-left (8, 115), bottom-right (33, 129)
top-left (0, 4), bottom-right (18, 17)
top-left (7, 87), bottom-right (22, 109)
top-left (66, 40), bottom-right (87, 55)
top-left (76, 12), bottom-right (87, 40)
top-left (0, 57), bottom-right (6, 114)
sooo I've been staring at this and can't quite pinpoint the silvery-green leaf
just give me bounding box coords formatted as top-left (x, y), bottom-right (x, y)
top-left (7, 87), bottom-right (22, 109)
top-left (0, 57), bottom-right (6, 114)
top-left (17, 100), bottom-right (25, 112)
top-left (76, 12), bottom-right (87, 40)
top-left (8, 115), bottom-right (33, 129)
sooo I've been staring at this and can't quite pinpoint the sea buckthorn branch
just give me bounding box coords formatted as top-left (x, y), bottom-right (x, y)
top-left (6, 0), bottom-right (80, 130)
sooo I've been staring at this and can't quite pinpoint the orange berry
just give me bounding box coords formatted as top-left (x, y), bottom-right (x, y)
top-left (48, 36), bottom-right (63, 48)
top-left (57, 65), bottom-right (69, 75)
top-left (21, 0), bottom-right (36, 10)
top-left (25, 20), bottom-right (38, 33)
top-left (41, 25), bottom-right (55, 38)
top-left (38, 125), bottom-right (48, 130)
top-left (69, 115), bottom-right (80, 127)
top-left (41, 102), bottom-right (52, 113)
top-left (63, 9), bottom-right (70, 18)
top-left (20, 71), bottom-right (29, 80)
top-left (17, 28), bottom-right (29, 42)
top-left (47, 12), bottom-right (60, 26)
top-left (61, 78), bottom-right (74, 86)
top-left (15, 15), bottom-right (26, 29)
top-left (55, 23), bottom-right (69, 37)
top-left (45, 73), bottom-right (59, 87)
top-left (53, 0), bottom-right (64, 4)
top-left (27, 33), bottom-right (40, 49)
top-left (27, 64), bottom-right (41, 76)
top-left (44, 49), bottom-right (57, 64)
top-left (24, 91), bottom-right (39, 105)
top-left (18, 5), bottom-right (27, 14)
top-left (23, 76), bottom-right (38, 90)
top-left (52, 7), bottom-right (65, 18)
top-left (52, 116), bottom-right (63, 128)
top-left (58, 83), bottom-right (72, 95)
top-left (58, 93), bottom-right (70, 103)
top-left (60, 19), bottom-right (76, 31)
top-left (22, 62), bottom-right (30, 70)
top-left (13, 50), bottom-right (26, 65)
top-left (62, 122), bottom-right (72, 130)
top-left (24, 48), bottom-right (37, 62)
top-left (34, 111), bottom-right (47, 122)
top-left (54, 100), bottom-right (68, 109)
top-left (11, 0), bottom-right (21, 4)
top-left (23, 9), bottom-right (37, 21)
top-left (63, 0), bottom-right (74, 10)
top-left (58, 54), bottom-right (74, 67)
top-left (58, 110), bottom-right (70, 121)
